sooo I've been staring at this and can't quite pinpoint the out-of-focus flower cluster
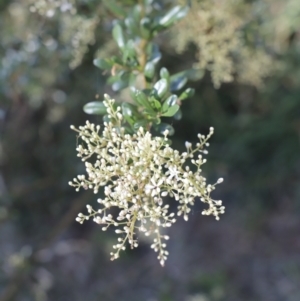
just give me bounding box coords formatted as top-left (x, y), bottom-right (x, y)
top-left (69, 95), bottom-right (224, 265)
top-left (61, 15), bottom-right (99, 69)
top-left (29, 0), bottom-right (99, 69)
top-left (29, 0), bottom-right (76, 17)
top-left (256, 0), bottom-right (300, 53)
top-left (173, 0), bottom-right (275, 88)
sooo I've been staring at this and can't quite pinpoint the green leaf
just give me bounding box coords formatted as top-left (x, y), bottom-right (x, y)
top-left (162, 104), bottom-right (180, 117)
top-left (148, 43), bottom-right (161, 64)
top-left (160, 67), bottom-right (170, 80)
top-left (133, 120), bottom-right (149, 131)
top-left (93, 58), bottom-right (113, 70)
top-left (122, 103), bottom-right (138, 126)
top-left (132, 5), bottom-right (142, 24)
top-left (158, 6), bottom-right (189, 28)
top-left (168, 69), bottom-right (203, 92)
top-left (110, 55), bottom-right (124, 66)
top-left (173, 108), bottom-right (182, 120)
top-left (155, 123), bottom-right (175, 136)
top-left (162, 95), bottom-right (178, 112)
top-left (144, 62), bottom-right (155, 81)
top-left (103, 114), bottom-right (110, 123)
top-left (154, 117), bottom-right (161, 124)
top-left (125, 17), bottom-right (139, 35)
top-left (140, 17), bottom-right (152, 39)
top-left (153, 78), bottom-right (168, 98)
top-left (107, 74), bottom-right (119, 85)
top-left (149, 96), bottom-right (161, 110)
top-left (83, 101), bottom-right (107, 115)
top-left (122, 40), bottom-right (137, 62)
top-left (128, 73), bottom-right (137, 86)
top-left (132, 88), bottom-right (154, 112)
top-left (103, 0), bottom-right (126, 18)
top-left (179, 87), bottom-right (195, 100)
top-left (109, 72), bottom-right (130, 91)
top-left (185, 69), bottom-right (205, 81)
top-left (122, 102), bottom-right (137, 117)
top-left (145, 0), bottom-right (154, 5)
top-left (112, 23), bottom-right (125, 49)
top-left (112, 81), bottom-right (128, 91)
top-left (170, 72), bottom-right (188, 91)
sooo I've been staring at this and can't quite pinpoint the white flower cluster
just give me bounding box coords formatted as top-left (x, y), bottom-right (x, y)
top-left (174, 0), bottom-right (275, 88)
top-left (69, 95), bottom-right (225, 266)
top-left (29, 0), bottom-right (99, 69)
top-left (29, 0), bottom-right (76, 17)
top-left (63, 15), bottom-right (100, 69)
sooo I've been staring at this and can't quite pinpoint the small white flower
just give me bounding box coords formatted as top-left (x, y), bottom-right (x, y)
top-left (185, 141), bottom-right (192, 149)
top-left (166, 165), bottom-right (179, 181)
top-left (145, 178), bottom-right (164, 197)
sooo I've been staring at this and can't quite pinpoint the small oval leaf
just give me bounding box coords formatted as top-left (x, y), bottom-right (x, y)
top-left (111, 72), bottom-right (130, 91)
top-left (162, 104), bottom-right (180, 117)
top-left (140, 17), bottom-right (152, 39)
top-left (112, 23), bottom-right (125, 48)
top-left (112, 80), bottom-right (128, 91)
top-left (160, 67), bottom-right (170, 80)
top-left (103, 114), bottom-right (110, 123)
top-left (122, 102), bottom-right (139, 117)
top-left (123, 40), bottom-right (136, 60)
top-left (173, 108), bottom-right (182, 120)
top-left (144, 62), bottom-right (155, 81)
top-left (158, 6), bottom-right (189, 28)
top-left (132, 5), bottom-right (142, 24)
top-left (150, 97), bottom-right (161, 110)
top-left (122, 103), bottom-right (138, 126)
top-left (154, 78), bottom-right (168, 98)
top-left (162, 95), bottom-right (178, 113)
top-left (93, 58), bottom-right (112, 70)
top-left (149, 43), bottom-right (162, 64)
top-left (179, 88), bottom-right (195, 100)
top-left (155, 123), bottom-right (175, 136)
top-left (134, 90), bottom-right (154, 112)
top-left (133, 120), bottom-right (149, 131)
top-left (122, 102), bottom-right (134, 117)
top-left (103, 0), bottom-right (126, 18)
top-left (170, 73), bottom-right (188, 91)
top-left (83, 101), bottom-right (107, 115)
top-left (125, 17), bottom-right (138, 35)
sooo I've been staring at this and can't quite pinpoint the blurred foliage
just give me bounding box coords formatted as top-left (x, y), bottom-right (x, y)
top-left (85, 1), bottom-right (195, 137)
top-left (0, 0), bottom-right (300, 301)
top-left (173, 0), bottom-right (300, 88)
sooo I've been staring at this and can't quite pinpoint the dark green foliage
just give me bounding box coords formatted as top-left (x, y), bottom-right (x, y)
top-left (90, 0), bottom-right (192, 132)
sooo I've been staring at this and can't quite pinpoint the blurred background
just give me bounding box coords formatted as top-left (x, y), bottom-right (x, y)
top-left (0, 0), bottom-right (300, 300)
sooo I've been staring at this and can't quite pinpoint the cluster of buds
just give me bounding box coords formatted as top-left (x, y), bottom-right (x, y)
top-left (69, 95), bottom-right (225, 266)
